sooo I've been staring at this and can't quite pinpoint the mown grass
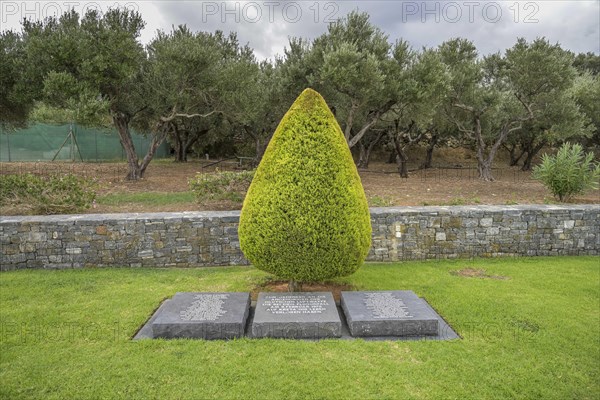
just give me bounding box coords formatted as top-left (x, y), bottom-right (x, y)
top-left (1, 257), bottom-right (598, 399)
top-left (97, 192), bottom-right (196, 207)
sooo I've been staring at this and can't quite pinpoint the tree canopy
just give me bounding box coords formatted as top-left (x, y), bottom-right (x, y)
top-left (3, 9), bottom-right (597, 178)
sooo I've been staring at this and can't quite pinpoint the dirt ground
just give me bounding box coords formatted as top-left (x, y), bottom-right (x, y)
top-left (1, 149), bottom-right (598, 215)
top-left (251, 280), bottom-right (356, 302)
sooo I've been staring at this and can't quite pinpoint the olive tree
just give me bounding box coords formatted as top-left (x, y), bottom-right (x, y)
top-left (0, 30), bottom-right (34, 129)
top-left (22, 9), bottom-right (151, 179)
top-left (442, 38), bottom-right (578, 181)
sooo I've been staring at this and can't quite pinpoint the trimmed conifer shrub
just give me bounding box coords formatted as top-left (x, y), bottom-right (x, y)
top-left (238, 88), bottom-right (372, 290)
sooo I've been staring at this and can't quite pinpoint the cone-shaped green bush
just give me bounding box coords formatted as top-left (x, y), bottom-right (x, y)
top-left (238, 88), bottom-right (372, 282)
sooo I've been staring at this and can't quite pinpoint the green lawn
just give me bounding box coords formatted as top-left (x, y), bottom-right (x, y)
top-left (1, 257), bottom-right (598, 399)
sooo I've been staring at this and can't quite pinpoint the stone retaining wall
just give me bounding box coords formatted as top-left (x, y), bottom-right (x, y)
top-left (1, 205), bottom-right (598, 270)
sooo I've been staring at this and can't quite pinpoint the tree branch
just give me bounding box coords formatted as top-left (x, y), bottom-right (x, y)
top-left (452, 102), bottom-right (475, 113)
top-left (453, 119), bottom-right (475, 140)
top-left (507, 124), bottom-right (522, 134)
top-left (348, 115), bottom-right (379, 148)
top-left (160, 110), bottom-right (222, 123)
top-left (514, 93), bottom-right (535, 121)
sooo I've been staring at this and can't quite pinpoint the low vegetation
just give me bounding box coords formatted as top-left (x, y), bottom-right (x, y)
top-left (368, 195), bottom-right (395, 207)
top-left (188, 169), bottom-right (254, 203)
top-left (0, 173), bottom-right (96, 214)
top-left (0, 257), bottom-right (597, 399)
top-left (533, 143), bottom-right (600, 202)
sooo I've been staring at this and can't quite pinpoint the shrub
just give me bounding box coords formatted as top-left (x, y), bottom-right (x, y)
top-left (238, 88), bottom-right (372, 290)
top-left (368, 195), bottom-right (394, 207)
top-left (533, 143), bottom-right (600, 202)
top-left (188, 170), bottom-right (254, 203)
top-left (0, 173), bottom-right (97, 215)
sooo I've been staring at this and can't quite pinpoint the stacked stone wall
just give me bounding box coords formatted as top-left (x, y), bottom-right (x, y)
top-left (1, 205), bottom-right (598, 270)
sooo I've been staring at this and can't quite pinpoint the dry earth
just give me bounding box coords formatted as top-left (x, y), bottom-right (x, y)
top-left (1, 148), bottom-right (598, 215)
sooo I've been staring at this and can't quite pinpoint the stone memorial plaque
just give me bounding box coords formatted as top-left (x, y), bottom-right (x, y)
top-left (251, 292), bottom-right (341, 339)
top-left (152, 292), bottom-right (250, 339)
top-left (340, 291), bottom-right (439, 337)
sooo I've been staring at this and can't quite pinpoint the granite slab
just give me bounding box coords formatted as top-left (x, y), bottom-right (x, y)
top-left (151, 292), bottom-right (250, 339)
top-left (251, 292), bottom-right (341, 339)
top-left (340, 290), bottom-right (439, 337)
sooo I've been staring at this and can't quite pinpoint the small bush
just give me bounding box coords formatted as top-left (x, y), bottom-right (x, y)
top-left (188, 170), bottom-right (254, 202)
top-left (0, 174), bottom-right (97, 215)
top-left (238, 88), bottom-right (372, 287)
top-left (368, 195), bottom-right (394, 207)
top-left (533, 143), bottom-right (600, 202)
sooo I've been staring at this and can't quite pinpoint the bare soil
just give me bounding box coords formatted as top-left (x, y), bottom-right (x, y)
top-left (1, 147), bottom-right (598, 215)
top-left (450, 268), bottom-right (510, 280)
top-left (251, 280), bottom-right (356, 302)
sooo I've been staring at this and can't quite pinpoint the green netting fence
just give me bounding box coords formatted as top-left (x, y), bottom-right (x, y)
top-left (0, 123), bottom-right (170, 162)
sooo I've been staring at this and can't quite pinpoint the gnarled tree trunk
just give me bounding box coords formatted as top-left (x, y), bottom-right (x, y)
top-left (387, 148), bottom-right (397, 164)
top-left (357, 141), bottom-right (368, 168)
top-left (255, 136), bottom-right (268, 164)
top-left (476, 156), bottom-right (495, 181)
top-left (139, 124), bottom-right (170, 177)
top-left (112, 113), bottom-right (142, 180)
top-left (420, 132), bottom-right (438, 169)
top-left (395, 149), bottom-right (409, 178)
top-left (244, 126), bottom-right (271, 165)
top-left (356, 130), bottom-right (385, 169)
top-left (173, 127), bottom-right (207, 162)
top-left (475, 120), bottom-right (517, 181)
top-left (521, 140), bottom-right (546, 171)
top-left (503, 142), bottom-right (526, 166)
top-left (452, 100), bottom-right (531, 182)
top-left (112, 111), bottom-right (170, 180)
top-left (389, 121), bottom-right (420, 178)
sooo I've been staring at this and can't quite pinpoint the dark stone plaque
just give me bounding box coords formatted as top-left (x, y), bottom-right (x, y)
top-left (340, 291), bottom-right (439, 337)
top-left (152, 292), bottom-right (250, 339)
top-left (251, 292), bottom-right (341, 339)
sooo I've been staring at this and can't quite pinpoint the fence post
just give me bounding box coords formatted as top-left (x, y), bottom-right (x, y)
top-left (6, 132), bottom-right (11, 162)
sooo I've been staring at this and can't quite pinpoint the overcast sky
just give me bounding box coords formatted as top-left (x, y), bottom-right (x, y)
top-left (1, 1), bottom-right (599, 59)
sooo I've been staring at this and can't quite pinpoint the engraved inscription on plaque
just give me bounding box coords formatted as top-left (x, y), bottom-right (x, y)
top-left (180, 294), bottom-right (229, 321)
top-left (364, 292), bottom-right (413, 319)
top-left (263, 295), bottom-right (327, 314)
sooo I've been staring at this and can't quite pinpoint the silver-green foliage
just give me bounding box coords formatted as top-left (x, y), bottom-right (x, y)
top-left (533, 143), bottom-right (600, 201)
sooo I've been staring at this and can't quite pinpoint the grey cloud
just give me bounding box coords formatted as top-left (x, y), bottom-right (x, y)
top-left (1, 1), bottom-right (597, 57)
top-left (132, 1), bottom-right (600, 57)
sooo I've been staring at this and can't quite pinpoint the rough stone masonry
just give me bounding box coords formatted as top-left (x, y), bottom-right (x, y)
top-left (1, 205), bottom-right (598, 270)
